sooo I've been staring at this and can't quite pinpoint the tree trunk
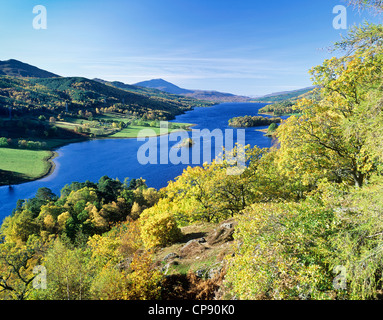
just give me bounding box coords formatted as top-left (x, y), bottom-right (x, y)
top-left (352, 171), bottom-right (364, 188)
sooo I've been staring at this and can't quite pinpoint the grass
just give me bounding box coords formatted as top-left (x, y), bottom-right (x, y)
top-left (0, 148), bottom-right (54, 185)
top-left (166, 253), bottom-right (221, 276)
top-left (109, 122), bottom-right (194, 139)
top-left (109, 126), bottom-right (163, 138)
top-left (109, 125), bottom-right (175, 138)
top-left (96, 113), bottom-right (130, 122)
top-left (56, 114), bottom-right (194, 139)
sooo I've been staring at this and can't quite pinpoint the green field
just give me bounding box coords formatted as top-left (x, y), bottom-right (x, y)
top-left (55, 113), bottom-right (194, 139)
top-left (109, 123), bottom-right (193, 139)
top-left (109, 125), bottom-right (163, 138)
top-left (0, 148), bottom-right (54, 185)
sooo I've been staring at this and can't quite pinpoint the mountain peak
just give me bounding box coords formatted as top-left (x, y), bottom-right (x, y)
top-left (134, 78), bottom-right (193, 95)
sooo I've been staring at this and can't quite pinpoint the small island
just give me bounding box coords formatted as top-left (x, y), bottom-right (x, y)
top-left (228, 115), bottom-right (282, 128)
top-left (173, 138), bottom-right (195, 149)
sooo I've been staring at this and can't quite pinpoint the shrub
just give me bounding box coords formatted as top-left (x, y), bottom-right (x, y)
top-left (0, 137), bottom-right (8, 147)
top-left (140, 207), bottom-right (182, 248)
top-left (224, 199), bottom-right (335, 300)
top-left (329, 183), bottom-right (383, 300)
top-left (124, 251), bottom-right (163, 300)
top-left (267, 122), bottom-right (278, 133)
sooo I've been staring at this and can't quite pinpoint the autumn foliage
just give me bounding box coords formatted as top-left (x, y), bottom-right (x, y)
top-left (2, 2), bottom-right (383, 300)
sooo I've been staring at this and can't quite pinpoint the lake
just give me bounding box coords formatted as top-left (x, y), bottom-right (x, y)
top-left (0, 102), bottom-right (280, 222)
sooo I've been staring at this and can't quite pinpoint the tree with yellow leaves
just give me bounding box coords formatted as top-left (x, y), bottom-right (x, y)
top-left (0, 236), bottom-right (44, 300)
top-left (140, 204), bottom-right (182, 248)
top-left (276, 49), bottom-right (382, 187)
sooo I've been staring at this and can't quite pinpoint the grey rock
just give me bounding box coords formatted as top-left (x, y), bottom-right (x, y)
top-left (198, 237), bottom-right (206, 243)
top-left (162, 260), bottom-right (179, 275)
top-left (207, 219), bottom-right (237, 245)
top-left (195, 268), bottom-right (208, 278)
top-left (221, 222), bottom-right (234, 229)
top-left (163, 252), bottom-right (179, 261)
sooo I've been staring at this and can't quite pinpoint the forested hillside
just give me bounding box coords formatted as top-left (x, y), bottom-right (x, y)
top-left (258, 88), bottom-right (319, 116)
top-left (0, 59), bottom-right (59, 78)
top-left (252, 86), bottom-right (316, 103)
top-left (0, 76), bottom-right (213, 121)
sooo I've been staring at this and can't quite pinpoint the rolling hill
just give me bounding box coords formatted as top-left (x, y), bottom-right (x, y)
top-left (0, 59), bottom-right (60, 78)
top-left (0, 75), bottom-right (212, 121)
top-left (257, 86), bottom-right (320, 116)
top-left (251, 86), bottom-right (317, 103)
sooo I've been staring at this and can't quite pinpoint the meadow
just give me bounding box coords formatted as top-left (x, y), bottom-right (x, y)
top-left (0, 148), bottom-right (54, 185)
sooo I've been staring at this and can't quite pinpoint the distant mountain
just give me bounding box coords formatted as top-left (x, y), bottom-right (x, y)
top-left (252, 86), bottom-right (317, 103)
top-left (0, 59), bottom-right (60, 78)
top-left (93, 78), bottom-right (214, 109)
top-left (134, 78), bottom-right (251, 103)
top-left (182, 90), bottom-right (251, 103)
top-left (134, 79), bottom-right (193, 95)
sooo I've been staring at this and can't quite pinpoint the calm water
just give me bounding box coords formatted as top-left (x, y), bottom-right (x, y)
top-left (0, 103), bottom-right (280, 222)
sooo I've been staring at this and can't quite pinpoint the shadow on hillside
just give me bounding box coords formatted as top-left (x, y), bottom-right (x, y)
top-left (181, 232), bottom-right (207, 243)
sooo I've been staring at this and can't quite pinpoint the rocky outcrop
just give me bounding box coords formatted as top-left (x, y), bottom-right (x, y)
top-left (206, 219), bottom-right (237, 245)
top-left (163, 252), bottom-right (179, 262)
top-left (180, 239), bottom-right (206, 258)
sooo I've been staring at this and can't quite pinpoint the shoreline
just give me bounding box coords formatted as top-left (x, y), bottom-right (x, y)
top-left (0, 150), bottom-right (59, 188)
top-left (258, 111), bottom-right (300, 117)
top-left (42, 150), bottom-right (59, 180)
top-left (0, 122), bottom-right (197, 188)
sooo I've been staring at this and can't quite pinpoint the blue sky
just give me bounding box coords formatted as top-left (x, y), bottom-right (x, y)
top-left (0, 0), bottom-right (380, 96)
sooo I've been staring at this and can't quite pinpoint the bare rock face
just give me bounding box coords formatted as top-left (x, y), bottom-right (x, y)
top-left (206, 219), bottom-right (237, 246)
